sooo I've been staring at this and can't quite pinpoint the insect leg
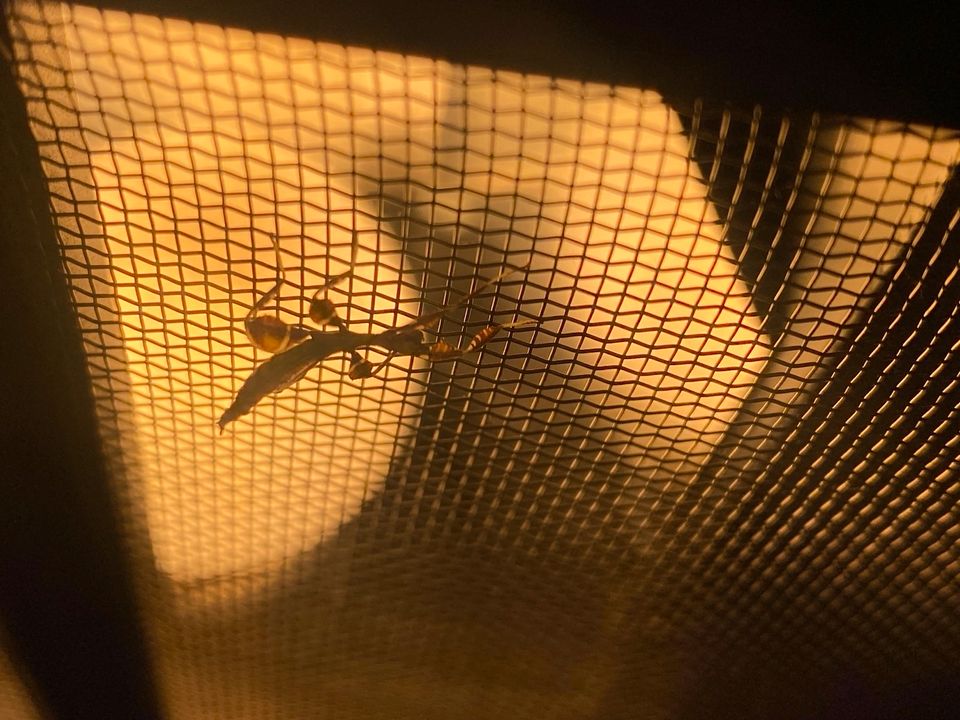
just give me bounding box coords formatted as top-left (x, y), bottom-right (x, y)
top-left (347, 352), bottom-right (396, 380)
top-left (307, 268), bottom-right (367, 369)
top-left (244, 235), bottom-right (311, 353)
top-left (308, 269), bottom-right (352, 328)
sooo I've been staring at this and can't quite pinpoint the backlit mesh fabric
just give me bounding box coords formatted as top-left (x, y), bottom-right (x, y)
top-left (6, 2), bottom-right (960, 718)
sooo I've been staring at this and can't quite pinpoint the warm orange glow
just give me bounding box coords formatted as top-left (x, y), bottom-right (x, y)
top-left (10, 2), bottom-right (775, 587)
top-left (20, 3), bottom-right (432, 584)
top-left (0, 646), bottom-right (41, 720)
top-left (16, 2), bottom-right (957, 596)
top-left (749, 122), bottom-right (960, 421)
top-left (9, 4), bottom-right (960, 719)
top-left (18, 4), bottom-right (956, 596)
top-left (457, 81), bottom-right (772, 485)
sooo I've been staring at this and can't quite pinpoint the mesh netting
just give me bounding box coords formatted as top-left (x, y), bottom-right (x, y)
top-left (6, 2), bottom-right (960, 718)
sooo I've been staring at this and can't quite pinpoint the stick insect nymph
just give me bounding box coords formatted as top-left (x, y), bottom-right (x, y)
top-left (218, 240), bottom-right (536, 433)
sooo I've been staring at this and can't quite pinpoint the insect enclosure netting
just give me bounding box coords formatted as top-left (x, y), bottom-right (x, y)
top-left (3, 2), bottom-right (960, 719)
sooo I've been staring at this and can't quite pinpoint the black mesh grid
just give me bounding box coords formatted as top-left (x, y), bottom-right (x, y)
top-left (4, 2), bottom-right (960, 719)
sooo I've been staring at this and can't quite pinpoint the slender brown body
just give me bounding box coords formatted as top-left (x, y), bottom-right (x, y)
top-left (219, 330), bottom-right (383, 432)
top-left (218, 254), bottom-right (534, 433)
top-left (218, 322), bottom-right (449, 430)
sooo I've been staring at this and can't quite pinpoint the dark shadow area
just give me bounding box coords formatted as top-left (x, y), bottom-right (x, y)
top-left (0, 17), bottom-right (162, 720)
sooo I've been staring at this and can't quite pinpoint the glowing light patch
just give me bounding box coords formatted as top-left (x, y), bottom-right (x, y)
top-left (29, 5), bottom-right (434, 583)
top-left (13, 2), bottom-right (780, 581)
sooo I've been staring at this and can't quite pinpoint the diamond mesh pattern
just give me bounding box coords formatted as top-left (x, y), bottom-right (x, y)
top-left (6, 2), bottom-right (960, 719)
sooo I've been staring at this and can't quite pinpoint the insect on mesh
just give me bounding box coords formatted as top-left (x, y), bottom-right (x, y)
top-left (5, 2), bottom-right (960, 719)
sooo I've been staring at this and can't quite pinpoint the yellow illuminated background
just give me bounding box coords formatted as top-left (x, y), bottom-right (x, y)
top-left (12, 2), bottom-right (784, 586)
top-left (6, 2), bottom-right (960, 718)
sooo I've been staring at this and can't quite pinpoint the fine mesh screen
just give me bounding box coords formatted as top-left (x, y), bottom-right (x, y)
top-left (6, 2), bottom-right (960, 719)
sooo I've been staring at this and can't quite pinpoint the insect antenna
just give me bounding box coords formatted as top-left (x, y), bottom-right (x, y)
top-left (244, 234), bottom-right (311, 353)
